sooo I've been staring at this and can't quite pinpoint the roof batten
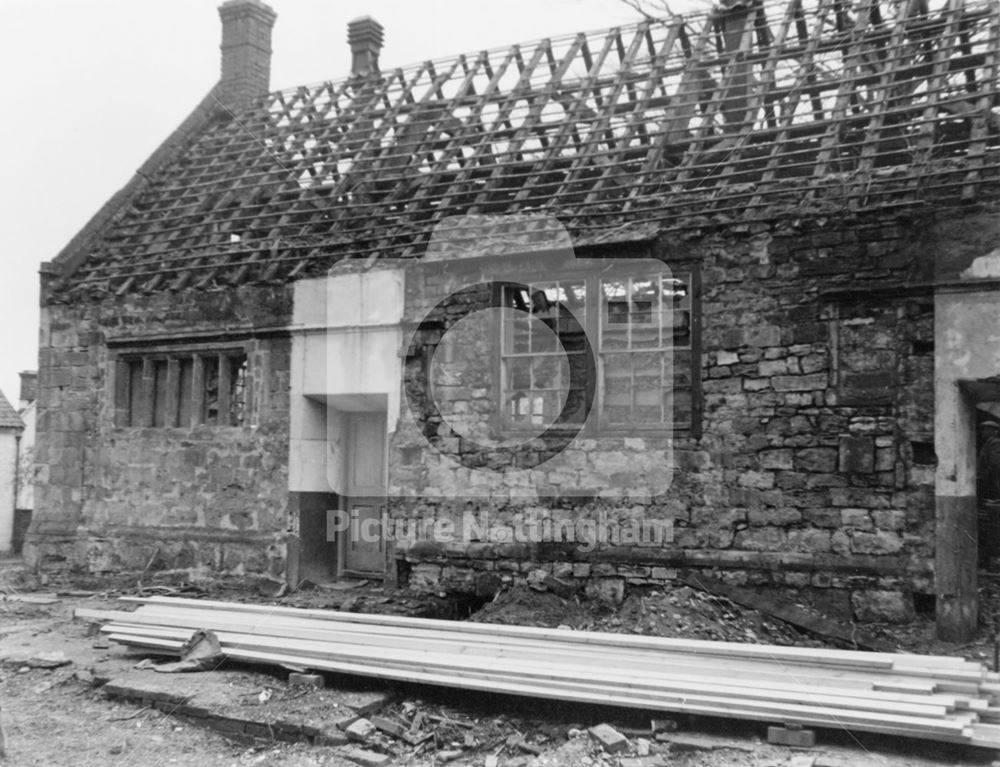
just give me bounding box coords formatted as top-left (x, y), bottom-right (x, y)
top-left (56, 0), bottom-right (1000, 295)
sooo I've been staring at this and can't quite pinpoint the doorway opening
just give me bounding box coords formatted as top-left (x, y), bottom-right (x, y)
top-left (338, 411), bottom-right (388, 577)
top-left (290, 395), bottom-right (389, 585)
top-left (976, 400), bottom-right (1000, 572)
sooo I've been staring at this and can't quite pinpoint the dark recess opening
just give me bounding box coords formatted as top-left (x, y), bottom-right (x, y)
top-left (448, 593), bottom-right (493, 619)
top-left (911, 441), bottom-right (936, 466)
top-left (913, 592), bottom-right (935, 617)
top-left (395, 559), bottom-right (411, 588)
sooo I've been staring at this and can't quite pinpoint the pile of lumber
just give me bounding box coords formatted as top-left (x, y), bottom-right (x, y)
top-left (77, 596), bottom-right (1000, 749)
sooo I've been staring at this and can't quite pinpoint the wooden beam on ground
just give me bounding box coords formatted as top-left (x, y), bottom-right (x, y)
top-left (75, 595), bottom-right (1000, 749)
top-left (115, 596), bottom-right (924, 671)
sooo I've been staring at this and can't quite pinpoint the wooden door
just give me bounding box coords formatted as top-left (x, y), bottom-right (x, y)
top-left (343, 412), bottom-right (387, 574)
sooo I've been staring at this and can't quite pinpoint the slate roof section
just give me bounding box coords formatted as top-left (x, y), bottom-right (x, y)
top-left (0, 390), bottom-right (24, 430)
top-left (54, 0), bottom-right (1000, 296)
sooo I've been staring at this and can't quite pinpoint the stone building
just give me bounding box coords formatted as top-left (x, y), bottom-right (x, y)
top-left (26, 0), bottom-right (1000, 640)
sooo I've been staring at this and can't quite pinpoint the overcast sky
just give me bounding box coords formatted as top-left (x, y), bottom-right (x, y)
top-left (0, 0), bottom-right (707, 407)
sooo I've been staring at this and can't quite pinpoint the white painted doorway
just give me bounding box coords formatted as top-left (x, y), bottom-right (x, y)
top-left (341, 411), bottom-right (387, 575)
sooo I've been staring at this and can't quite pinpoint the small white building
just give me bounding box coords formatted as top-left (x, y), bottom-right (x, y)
top-left (0, 387), bottom-right (24, 555)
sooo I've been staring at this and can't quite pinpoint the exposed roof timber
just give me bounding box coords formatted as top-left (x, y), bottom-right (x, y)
top-left (54, 0), bottom-right (1000, 297)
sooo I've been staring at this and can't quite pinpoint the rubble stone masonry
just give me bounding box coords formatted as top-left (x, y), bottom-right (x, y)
top-left (25, 285), bottom-right (294, 578)
top-left (389, 212), bottom-right (943, 623)
top-left (29, 207), bottom-right (999, 624)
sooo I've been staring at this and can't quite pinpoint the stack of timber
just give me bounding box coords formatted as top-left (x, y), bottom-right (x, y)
top-left (77, 596), bottom-right (1000, 749)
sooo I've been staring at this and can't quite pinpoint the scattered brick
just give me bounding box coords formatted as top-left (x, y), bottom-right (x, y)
top-left (650, 718), bottom-right (678, 733)
top-left (667, 734), bottom-right (754, 752)
top-left (344, 748), bottom-right (390, 767)
top-left (589, 723), bottom-right (629, 753)
top-left (287, 672), bottom-right (323, 688)
top-left (335, 713), bottom-right (362, 731)
top-left (345, 690), bottom-right (392, 716)
top-left (767, 725), bottom-right (817, 748)
top-left (315, 728), bottom-right (348, 747)
top-left (370, 715), bottom-right (408, 739)
top-left (345, 717), bottom-right (376, 743)
top-left (507, 735), bottom-right (542, 755)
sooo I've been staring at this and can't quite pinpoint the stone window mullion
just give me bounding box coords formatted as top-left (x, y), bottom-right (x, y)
top-left (140, 358), bottom-right (155, 428)
top-left (114, 346), bottom-right (250, 428)
top-left (191, 355), bottom-right (206, 426)
top-left (165, 358), bottom-right (181, 427)
top-left (113, 359), bottom-right (130, 427)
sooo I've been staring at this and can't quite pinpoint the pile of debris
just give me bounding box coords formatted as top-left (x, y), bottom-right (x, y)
top-left (332, 699), bottom-right (574, 766)
top-left (474, 585), bottom-right (814, 646)
top-left (332, 706), bottom-right (726, 767)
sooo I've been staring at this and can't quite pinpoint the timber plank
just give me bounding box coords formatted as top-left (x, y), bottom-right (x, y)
top-left (119, 598), bottom-right (908, 669)
top-left (80, 596), bottom-right (1000, 749)
top-left (98, 612), bottom-right (957, 698)
top-left (106, 624), bottom-right (974, 738)
top-left (127, 598), bottom-right (987, 681)
top-left (99, 622), bottom-right (964, 718)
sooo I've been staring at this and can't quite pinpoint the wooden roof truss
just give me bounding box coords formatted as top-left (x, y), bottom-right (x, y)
top-left (64, 0), bottom-right (1000, 295)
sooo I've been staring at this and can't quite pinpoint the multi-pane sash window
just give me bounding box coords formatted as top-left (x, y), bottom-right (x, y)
top-left (502, 279), bottom-right (590, 429)
top-left (500, 272), bottom-right (694, 433)
top-left (601, 274), bottom-right (692, 428)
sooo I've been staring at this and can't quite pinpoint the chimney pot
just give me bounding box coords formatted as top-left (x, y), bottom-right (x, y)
top-left (348, 16), bottom-right (384, 78)
top-left (218, 0), bottom-right (277, 109)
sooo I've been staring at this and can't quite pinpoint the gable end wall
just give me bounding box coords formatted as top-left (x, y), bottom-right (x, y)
top-left (24, 285), bottom-right (294, 576)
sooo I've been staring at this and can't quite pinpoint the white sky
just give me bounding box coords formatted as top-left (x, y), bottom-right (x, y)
top-left (0, 0), bottom-right (707, 406)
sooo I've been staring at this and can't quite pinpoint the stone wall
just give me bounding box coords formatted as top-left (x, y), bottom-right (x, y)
top-left (25, 285), bottom-right (294, 576)
top-left (388, 211), bottom-right (947, 623)
top-left (29, 205), bottom-right (997, 624)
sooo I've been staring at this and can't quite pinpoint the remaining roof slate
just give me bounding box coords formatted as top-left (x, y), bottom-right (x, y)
top-left (58, 0), bottom-right (1000, 296)
top-left (0, 390), bottom-right (24, 430)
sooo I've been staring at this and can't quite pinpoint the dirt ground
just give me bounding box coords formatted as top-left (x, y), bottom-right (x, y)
top-left (3, 563), bottom-right (1000, 767)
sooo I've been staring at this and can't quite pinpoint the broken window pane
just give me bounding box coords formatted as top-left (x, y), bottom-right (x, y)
top-left (228, 354), bottom-right (248, 426)
top-left (118, 348), bottom-right (249, 428)
top-left (501, 280), bottom-right (586, 429)
top-left (501, 272), bottom-right (693, 431)
top-left (203, 356), bottom-right (220, 425)
top-left (596, 274), bottom-right (691, 427)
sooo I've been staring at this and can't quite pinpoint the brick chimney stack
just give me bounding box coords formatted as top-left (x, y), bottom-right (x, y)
top-left (218, 0), bottom-right (277, 110)
top-left (18, 371), bottom-right (37, 410)
top-left (713, 0), bottom-right (754, 129)
top-left (348, 16), bottom-right (384, 78)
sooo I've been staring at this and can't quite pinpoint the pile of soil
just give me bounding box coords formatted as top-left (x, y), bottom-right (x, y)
top-left (471, 588), bottom-right (596, 629)
top-left (592, 587), bottom-right (819, 645)
top-left (470, 585), bottom-right (820, 647)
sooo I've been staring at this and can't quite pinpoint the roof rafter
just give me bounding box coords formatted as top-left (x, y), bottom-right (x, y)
top-left (56, 0), bottom-right (1000, 297)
